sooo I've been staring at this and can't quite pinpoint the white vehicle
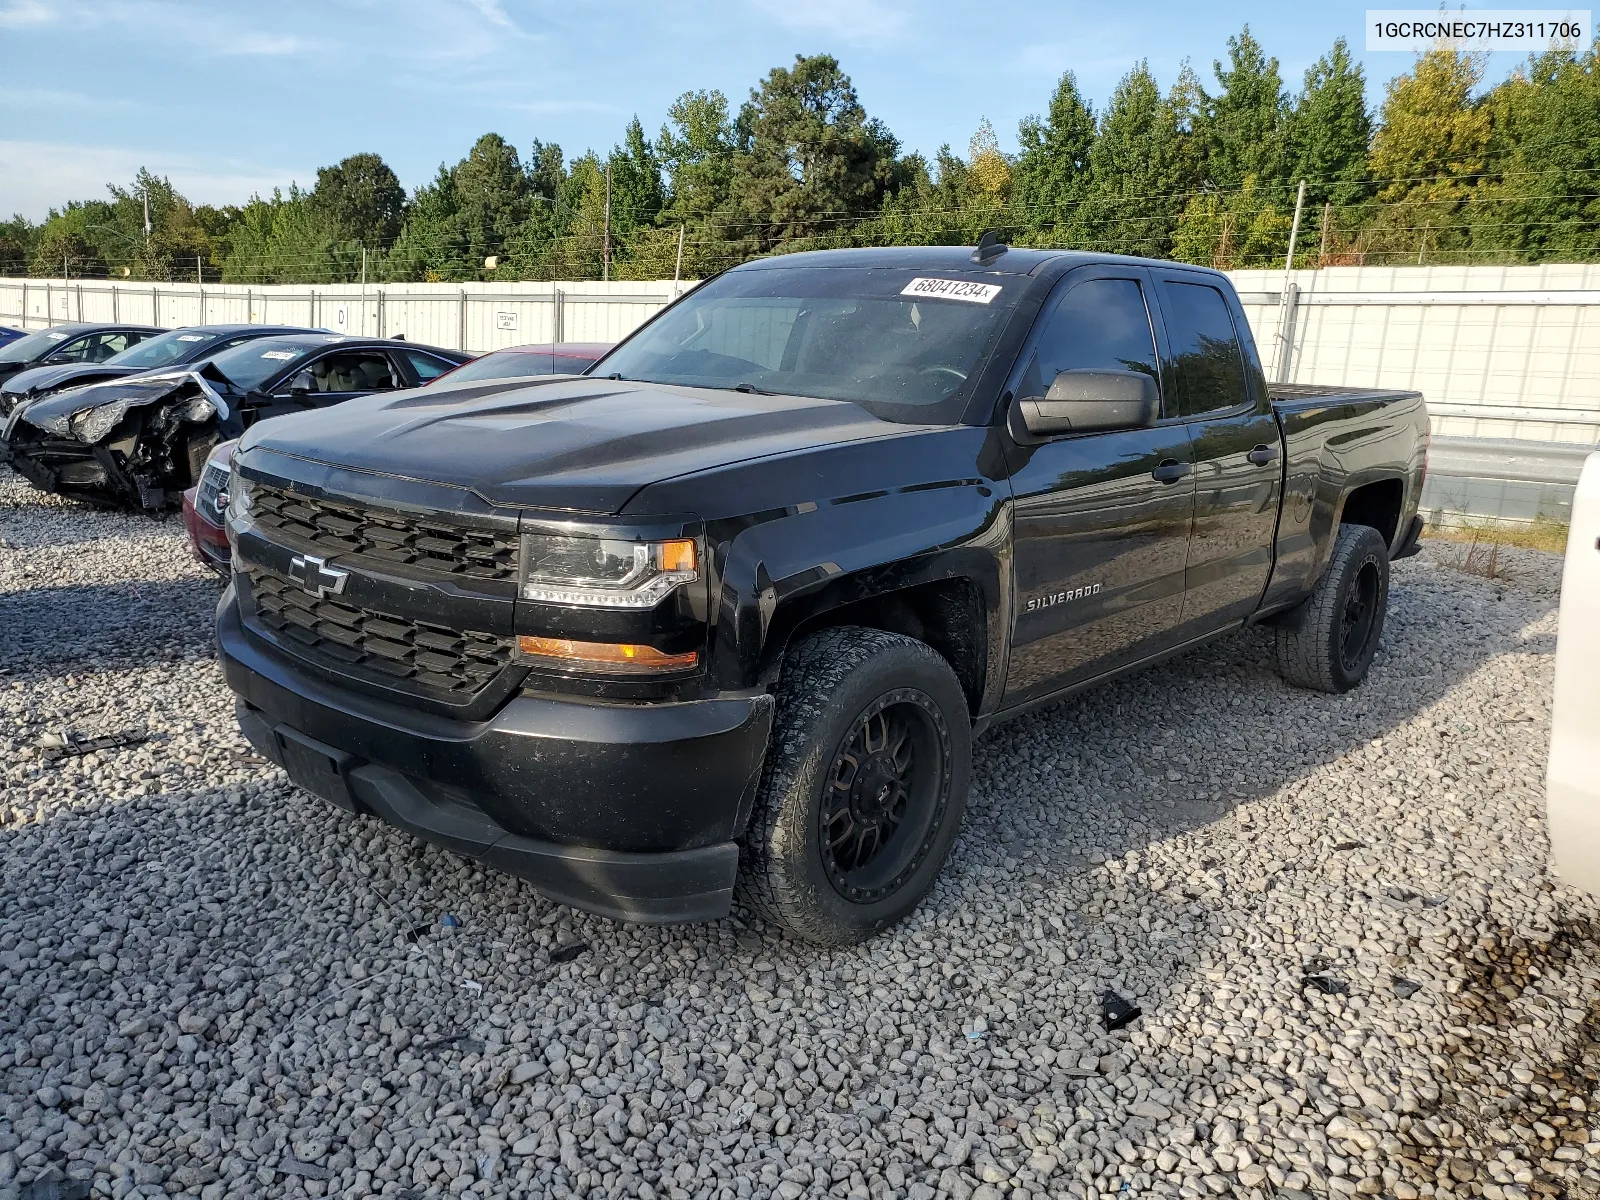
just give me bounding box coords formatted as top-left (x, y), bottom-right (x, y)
top-left (1547, 451), bottom-right (1600, 895)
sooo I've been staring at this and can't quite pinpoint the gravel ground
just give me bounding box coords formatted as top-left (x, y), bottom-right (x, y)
top-left (3, 464), bottom-right (1599, 1200)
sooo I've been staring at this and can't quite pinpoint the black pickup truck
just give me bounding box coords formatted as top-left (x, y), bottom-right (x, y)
top-left (217, 245), bottom-right (1428, 944)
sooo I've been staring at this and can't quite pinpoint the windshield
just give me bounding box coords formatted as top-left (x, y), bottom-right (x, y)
top-left (434, 350), bottom-right (557, 384)
top-left (0, 329), bottom-right (73, 364)
top-left (207, 340), bottom-right (315, 391)
top-left (106, 328), bottom-right (223, 369)
top-left (595, 266), bottom-right (1022, 422)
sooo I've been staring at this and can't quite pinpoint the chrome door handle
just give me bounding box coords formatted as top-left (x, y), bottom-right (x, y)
top-left (1246, 444), bottom-right (1278, 466)
top-left (1151, 460), bottom-right (1192, 484)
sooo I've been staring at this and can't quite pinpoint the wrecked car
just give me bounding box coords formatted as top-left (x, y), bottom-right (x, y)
top-left (183, 437), bottom-right (237, 576)
top-left (1, 333), bottom-right (470, 510)
top-left (0, 323), bottom-right (315, 416)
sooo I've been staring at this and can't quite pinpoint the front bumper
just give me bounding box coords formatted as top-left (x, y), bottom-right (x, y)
top-left (218, 591), bottom-right (773, 923)
top-left (182, 487), bottom-right (231, 575)
top-left (1, 431), bottom-right (149, 508)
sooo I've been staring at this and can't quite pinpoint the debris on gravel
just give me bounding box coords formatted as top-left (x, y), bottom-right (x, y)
top-left (2, 464), bottom-right (1598, 1200)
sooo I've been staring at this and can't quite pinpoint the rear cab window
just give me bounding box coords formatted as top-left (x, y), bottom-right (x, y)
top-left (1157, 281), bottom-right (1249, 417)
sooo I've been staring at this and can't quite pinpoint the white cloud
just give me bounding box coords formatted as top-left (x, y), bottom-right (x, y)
top-left (0, 0), bottom-right (56, 27)
top-left (749, 0), bottom-right (908, 44)
top-left (0, 141), bottom-right (313, 222)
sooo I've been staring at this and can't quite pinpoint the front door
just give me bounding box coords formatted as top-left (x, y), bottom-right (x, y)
top-left (1002, 269), bottom-right (1196, 708)
top-left (1150, 272), bottom-right (1282, 633)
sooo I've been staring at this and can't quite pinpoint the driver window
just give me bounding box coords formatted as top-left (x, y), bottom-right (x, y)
top-left (87, 332), bottom-right (133, 361)
top-left (295, 351), bottom-right (398, 393)
top-left (1020, 278), bottom-right (1160, 406)
top-left (48, 336), bottom-right (96, 363)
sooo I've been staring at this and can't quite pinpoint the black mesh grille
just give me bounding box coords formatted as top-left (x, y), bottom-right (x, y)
top-left (244, 567), bottom-right (513, 699)
top-left (252, 484), bottom-right (519, 582)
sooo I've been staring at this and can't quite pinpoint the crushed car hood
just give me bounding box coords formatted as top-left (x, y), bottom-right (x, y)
top-left (239, 376), bottom-right (914, 514)
top-left (19, 367), bottom-right (230, 438)
top-left (1, 362), bottom-right (139, 399)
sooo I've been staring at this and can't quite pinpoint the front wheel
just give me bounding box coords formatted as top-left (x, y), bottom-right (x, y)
top-left (1275, 523), bottom-right (1391, 693)
top-left (739, 627), bottom-right (971, 945)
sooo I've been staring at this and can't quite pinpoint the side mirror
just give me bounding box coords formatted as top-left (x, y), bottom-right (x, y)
top-left (1016, 369), bottom-right (1160, 438)
top-left (288, 370), bottom-right (315, 395)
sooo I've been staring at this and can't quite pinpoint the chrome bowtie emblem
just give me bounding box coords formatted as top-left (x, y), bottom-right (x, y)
top-left (288, 554), bottom-right (348, 599)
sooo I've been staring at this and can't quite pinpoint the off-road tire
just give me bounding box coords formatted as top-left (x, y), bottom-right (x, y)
top-left (739, 626), bottom-right (972, 946)
top-left (1275, 523), bottom-right (1391, 693)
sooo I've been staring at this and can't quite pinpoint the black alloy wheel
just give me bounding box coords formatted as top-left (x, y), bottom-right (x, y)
top-left (818, 688), bottom-right (950, 904)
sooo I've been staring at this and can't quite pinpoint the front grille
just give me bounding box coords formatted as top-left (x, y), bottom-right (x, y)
top-left (252, 484), bottom-right (518, 582)
top-left (196, 460), bottom-right (229, 525)
top-left (244, 566), bottom-right (513, 699)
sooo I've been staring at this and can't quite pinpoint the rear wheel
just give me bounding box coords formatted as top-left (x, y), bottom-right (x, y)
top-left (739, 626), bottom-right (971, 945)
top-left (1275, 523), bottom-right (1391, 693)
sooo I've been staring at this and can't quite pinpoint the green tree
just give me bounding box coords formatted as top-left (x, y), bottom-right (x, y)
top-left (1172, 174), bottom-right (1293, 267)
top-left (1201, 26), bottom-right (1288, 192)
top-left (310, 153), bottom-right (407, 248)
top-left (729, 54), bottom-right (900, 254)
top-left (1284, 38), bottom-right (1372, 211)
top-left (387, 134), bottom-right (532, 280)
top-left (1077, 62), bottom-right (1190, 256)
top-left (1013, 71), bottom-right (1096, 244)
top-left (0, 215), bottom-right (34, 275)
top-left (657, 90), bottom-right (742, 273)
top-left (1476, 43), bottom-right (1600, 260)
top-left (1367, 49), bottom-right (1492, 260)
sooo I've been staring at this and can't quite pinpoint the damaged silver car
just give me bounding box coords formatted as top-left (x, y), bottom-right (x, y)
top-left (1, 333), bottom-right (470, 510)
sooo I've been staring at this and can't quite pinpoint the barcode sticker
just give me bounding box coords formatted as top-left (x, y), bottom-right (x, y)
top-left (900, 277), bottom-right (1003, 304)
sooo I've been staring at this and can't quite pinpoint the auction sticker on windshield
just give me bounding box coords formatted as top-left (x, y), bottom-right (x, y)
top-left (900, 278), bottom-right (1003, 304)
top-left (260, 350), bottom-right (302, 361)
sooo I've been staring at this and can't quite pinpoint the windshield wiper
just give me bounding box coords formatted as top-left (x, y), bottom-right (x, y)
top-left (733, 381), bottom-right (772, 395)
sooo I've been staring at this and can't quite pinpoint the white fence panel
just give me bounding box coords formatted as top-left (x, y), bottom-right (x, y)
top-left (1230, 264), bottom-right (1600, 447)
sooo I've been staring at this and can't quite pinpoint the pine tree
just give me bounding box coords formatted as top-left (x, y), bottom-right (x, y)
top-left (1077, 62), bottom-right (1188, 256)
top-left (1284, 38), bottom-right (1372, 209)
top-left (1202, 27), bottom-right (1289, 192)
top-left (1477, 44), bottom-right (1600, 260)
top-left (729, 54), bottom-right (900, 254)
top-left (1013, 71), bottom-right (1095, 244)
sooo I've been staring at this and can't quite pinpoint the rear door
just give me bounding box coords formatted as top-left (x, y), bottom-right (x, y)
top-left (1002, 266), bottom-right (1196, 707)
top-left (1149, 271), bottom-right (1282, 633)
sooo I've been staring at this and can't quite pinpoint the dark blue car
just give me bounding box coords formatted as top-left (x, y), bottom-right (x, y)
top-left (0, 326), bottom-right (25, 349)
top-left (0, 323), bottom-right (314, 417)
top-left (0, 322), bottom-right (164, 392)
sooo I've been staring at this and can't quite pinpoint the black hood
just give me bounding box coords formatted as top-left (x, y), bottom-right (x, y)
top-left (1, 362), bottom-right (140, 399)
top-left (240, 376), bottom-right (918, 514)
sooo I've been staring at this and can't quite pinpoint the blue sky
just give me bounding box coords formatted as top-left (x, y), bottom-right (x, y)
top-left (0, 0), bottom-right (1559, 221)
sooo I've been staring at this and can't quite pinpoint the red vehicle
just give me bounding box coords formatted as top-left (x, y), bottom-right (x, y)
top-left (426, 342), bottom-right (610, 385)
top-left (182, 439), bottom-right (236, 576)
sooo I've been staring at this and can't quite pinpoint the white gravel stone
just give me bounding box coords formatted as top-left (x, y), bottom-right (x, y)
top-left (3, 465), bottom-right (1599, 1200)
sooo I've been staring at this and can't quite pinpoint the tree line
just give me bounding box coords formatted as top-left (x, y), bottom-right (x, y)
top-left (3, 30), bottom-right (1597, 285)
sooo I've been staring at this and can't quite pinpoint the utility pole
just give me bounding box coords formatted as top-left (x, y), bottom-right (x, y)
top-left (1275, 179), bottom-right (1307, 381)
top-left (602, 162), bottom-right (612, 283)
top-left (360, 247), bottom-right (368, 336)
top-left (1418, 223), bottom-right (1429, 265)
top-left (196, 255), bottom-right (202, 286)
top-left (673, 224), bottom-right (685, 296)
top-left (143, 190), bottom-right (151, 244)
top-left (1319, 200), bottom-right (1332, 264)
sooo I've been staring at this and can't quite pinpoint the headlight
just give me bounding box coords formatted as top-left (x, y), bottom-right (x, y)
top-left (26, 407), bottom-right (77, 438)
top-left (69, 400), bottom-right (134, 444)
top-left (226, 474), bottom-right (256, 526)
top-left (520, 534), bottom-right (698, 608)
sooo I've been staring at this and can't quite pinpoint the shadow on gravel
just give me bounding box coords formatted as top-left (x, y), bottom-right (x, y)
top-left (940, 560), bottom-right (1561, 915)
top-left (0, 578), bottom-right (221, 673)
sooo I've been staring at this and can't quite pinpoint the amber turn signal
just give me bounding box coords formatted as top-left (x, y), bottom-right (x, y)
top-left (517, 635), bottom-right (699, 675)
top-left (658, 538), bottom-right (697, 572)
